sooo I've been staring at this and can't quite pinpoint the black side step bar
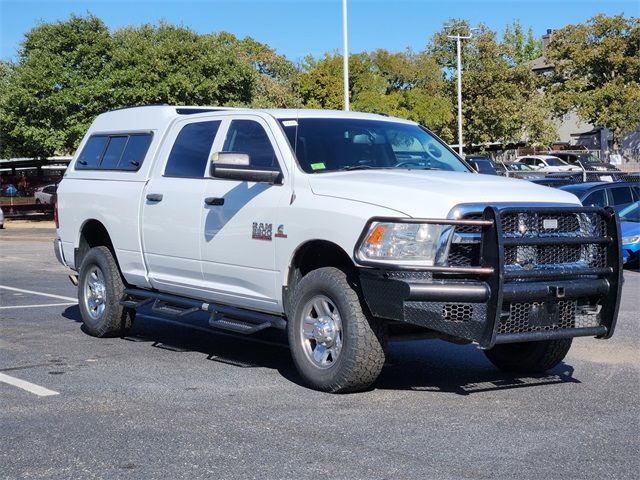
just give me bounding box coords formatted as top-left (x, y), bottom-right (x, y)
top-left (120, 288), bottom-right (286, 334)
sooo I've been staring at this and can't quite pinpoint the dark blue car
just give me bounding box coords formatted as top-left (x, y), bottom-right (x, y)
top-left (560, 181), bottom-right (640, 212)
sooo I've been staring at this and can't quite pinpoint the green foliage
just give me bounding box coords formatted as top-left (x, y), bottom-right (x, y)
top-left (296, 50), bottom-right (454, 140)
top-left (0, 15), bottom-right (300, 157)
top-left (0, 12), bottom-right (634, 158)
top-left (106, 26), bottom-right (256, 107)
top-left (545, 14), bottom-right (640, 149)
top-left (503, 21), bottom-right (542, 65)
top-left (0, 14), bottom-right (112, 157)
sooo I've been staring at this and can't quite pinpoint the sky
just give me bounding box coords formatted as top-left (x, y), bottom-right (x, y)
top-left (0, 0), bottom-right (638, 62)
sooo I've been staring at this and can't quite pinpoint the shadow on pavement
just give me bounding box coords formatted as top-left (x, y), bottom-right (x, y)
top-left (376, 340), bottom-right (578, 395)
top-left (61, 305), bottom-right (580, 395)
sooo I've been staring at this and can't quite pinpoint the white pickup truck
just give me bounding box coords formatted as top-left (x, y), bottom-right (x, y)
top-left (54, 106), bottom-right (622, 392)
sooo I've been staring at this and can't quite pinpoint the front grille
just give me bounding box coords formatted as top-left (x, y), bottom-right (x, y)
top-left (498, 299), bottom-right (601, 334)
top-left (501, 212), bottom-right (607, 238)
top-left (448, 244), bottom-right (480, 266)
top-left (504, 244), bottom-right (607, 269)
top-left (501, 211), bottom-right (608, 273)
top-left (442, 303), bottom-right (473, 322)
top-left (447, 214), bottom-right (482, 266)
top-left (446, 209), bottom-right (609, 274)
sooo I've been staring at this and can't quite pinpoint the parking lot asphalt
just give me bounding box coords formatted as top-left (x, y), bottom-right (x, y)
top-left (1, 221), bottom-right (639, 479)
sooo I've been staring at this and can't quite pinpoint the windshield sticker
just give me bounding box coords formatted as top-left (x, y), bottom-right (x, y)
top-left (252, 222), bottom-right (272, 241)
top-left (310, 162), bottom-right (326, 171)
top-left (282, 120), bottom-right (298, 127)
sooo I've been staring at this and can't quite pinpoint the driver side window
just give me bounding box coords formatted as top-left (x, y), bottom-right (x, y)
top-left (583, 190), bottom-right (607, 207)
top-left (223, 120), bottom-right (278, 169)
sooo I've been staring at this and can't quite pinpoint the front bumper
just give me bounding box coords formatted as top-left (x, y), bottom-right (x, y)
top-left (358, 206), bottom-right (622, 349)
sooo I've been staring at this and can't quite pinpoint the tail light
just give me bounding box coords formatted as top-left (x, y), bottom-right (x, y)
top-left (54, 200), bottom-right (59, 229)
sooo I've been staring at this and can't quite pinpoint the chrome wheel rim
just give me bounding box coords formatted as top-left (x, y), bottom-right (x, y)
top-left (83, 266), bottom-right (107, 321)
top-left (300, 295), bottom-right (343, 369)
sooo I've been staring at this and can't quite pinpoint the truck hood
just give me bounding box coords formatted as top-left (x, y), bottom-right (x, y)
top-left (308, 170), bottom-right (581, 218)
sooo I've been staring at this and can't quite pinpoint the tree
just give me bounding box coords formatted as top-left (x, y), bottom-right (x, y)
top-left (239, 37), bottom-right (302, 108)
top-left (296, 50), bottom-right (454, 140)
top-left (503, 21), bottom-right (542, 65)
top-left (0, 15), bottom-right (301, 157)
top-left (430, 20), bottom-right (556, 147)
top-left (105, 26), bottom-right (256, 108)
top-left (545, 14), bottom-right (640, 152)
top-left (0, 14), bottom-right (113, 157)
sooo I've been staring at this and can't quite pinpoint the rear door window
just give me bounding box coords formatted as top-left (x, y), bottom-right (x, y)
top-left (165, 121), bottom-right (221, 178)
top-left (609, 187), bottom-right (633, 206)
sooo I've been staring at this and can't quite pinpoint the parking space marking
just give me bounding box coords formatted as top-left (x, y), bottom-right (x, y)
top-left (0, 302), bottom-right (76, 310)
top-left (0, 285), bottom-right (76, 302)
top-left (0, 372), bottom-right (60, 397)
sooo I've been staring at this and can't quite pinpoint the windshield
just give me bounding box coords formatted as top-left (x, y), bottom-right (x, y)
top-left (545, 158), bottom-right (567, 166)
top-left (620, 202), bottom-right (639, 222)
top-left (578, 154), bottom-right (601, 164)
top-left (278, 118), bottom-right (469, 173)
top-left (473, 160), bottom-right (496, 173)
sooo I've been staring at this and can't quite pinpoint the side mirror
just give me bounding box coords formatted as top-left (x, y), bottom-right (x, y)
top-left (537, 163), bottom-right (545, 168)
top-left (210, 152), bottom-right (281, 183)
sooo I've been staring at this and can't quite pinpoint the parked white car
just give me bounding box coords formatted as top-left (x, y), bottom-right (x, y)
top-left (515, 155), bottom-right (581, 172)
top-left (34, 184), bottom-right (58, 204)
top-left (0, 207), bottom-right (4, 229)
top-left (54, 106), bottom-right (623, 392)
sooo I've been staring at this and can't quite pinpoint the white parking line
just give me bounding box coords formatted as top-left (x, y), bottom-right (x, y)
top-left (0, 302), bottom-right (76, 310)
top-left (0, 372), bottom-right (59, 397)
top-left (0, 285), bottom-right (76, 302)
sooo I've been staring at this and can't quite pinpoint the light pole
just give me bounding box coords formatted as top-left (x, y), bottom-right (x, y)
top-left (342, 0), bottom-right (349, 111)
top-left (446, 27), bottom-right (476, 156)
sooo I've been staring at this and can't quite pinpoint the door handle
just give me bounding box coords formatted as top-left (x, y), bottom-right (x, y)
top-left (204, 197), bottom-right (224, 206)
top-left (146, 193), bottom-right (163, 202)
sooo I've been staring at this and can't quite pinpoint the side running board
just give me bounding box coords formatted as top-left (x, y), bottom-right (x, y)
top-left (120, 288), bottom-right (286, 335)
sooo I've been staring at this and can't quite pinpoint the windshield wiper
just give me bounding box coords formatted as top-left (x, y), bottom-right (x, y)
top-left (339, 165), bottom-right (392, 171)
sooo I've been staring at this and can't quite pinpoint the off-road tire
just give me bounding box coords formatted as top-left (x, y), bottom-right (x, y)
top-left (78, 246), bottom-right (135, 337)
top-left (484, 338), bottom-right (572, 373)
top-left (288, 267), bottom-right (386, 393)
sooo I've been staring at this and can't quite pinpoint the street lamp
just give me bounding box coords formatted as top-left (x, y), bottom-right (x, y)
top-left (342, 0), bottom-right (349, 111)
top-left (445, 25), bottom-right (478, 156)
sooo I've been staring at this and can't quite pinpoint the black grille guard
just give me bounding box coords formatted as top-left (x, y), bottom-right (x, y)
top-left (357, 206), bottom-right (623, 349)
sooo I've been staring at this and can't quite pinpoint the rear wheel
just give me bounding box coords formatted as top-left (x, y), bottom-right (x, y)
top-left (78, 246), bottom-right (135, 337)
top-left (288, 267), bottom-right (386, 393)
top-left (484, 338), bottom-right (572, 373)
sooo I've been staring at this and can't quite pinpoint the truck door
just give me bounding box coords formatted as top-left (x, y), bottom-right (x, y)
top-left (200, 116), bottom-right (289, 312)
top-left (142, 119), bottom-right (222, 297)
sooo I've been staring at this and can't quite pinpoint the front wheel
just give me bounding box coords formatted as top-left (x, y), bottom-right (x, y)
top-left (78, 246), bottom-right (135, 337)
top-left (288, 267), bottom-right (386, 393)
top-left (483, 338), bottom-right (572, 373)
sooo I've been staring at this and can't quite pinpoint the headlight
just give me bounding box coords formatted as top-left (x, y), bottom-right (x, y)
top-left (622, 235), bottom-right (640, 244)
top-left (357, 221), bottom-right (448, 266)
